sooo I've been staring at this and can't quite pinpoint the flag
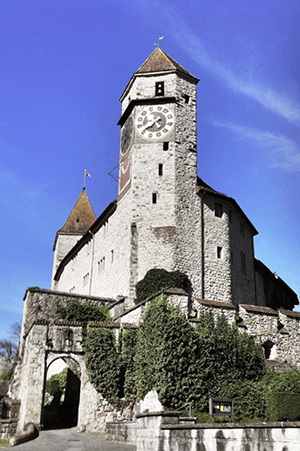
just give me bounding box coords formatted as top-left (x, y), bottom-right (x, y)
top-left (85, 168), bottom-right (91, 178)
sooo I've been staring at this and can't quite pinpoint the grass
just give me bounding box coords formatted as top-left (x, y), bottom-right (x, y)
top-left (0, 439), bottom-right (10, 447)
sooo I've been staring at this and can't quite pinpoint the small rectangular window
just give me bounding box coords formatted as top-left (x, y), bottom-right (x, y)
top-left (217, 246), bottom-right (222, 259)
top-left (241, 251), bottom-right (246, 276)
top-left (111, 249), bottom-right (114, 263)
top-left (98, 257), bottom-right (105, 274)
top-left (83, 272), bottom-right (89, 287)
top-left (158, 164), bottom-right (163, 176)
top-left (240, 222), bottom-right (245, 237)
top-left (155, 81), bottom-right (164, 96)
top-left (163, 142), bottom-right (169, 151)
top-left (215, 203), bottom-right (223, 218)
top-left (183, 94), bottom-right (190, 104)
top-left (152, 193), bottom-right (157, 204)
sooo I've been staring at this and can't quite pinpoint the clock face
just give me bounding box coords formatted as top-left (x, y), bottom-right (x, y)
top-left (121, 116), bottom-right (133, 154)
top-left (135, 105), bottom-right (174, 140)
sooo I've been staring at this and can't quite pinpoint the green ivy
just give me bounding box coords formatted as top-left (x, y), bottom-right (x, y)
top-left (84, 326), bottom-right (121, 405)
top-left (56, 301), bottom-right (111, 324)
top-left (131, 296), bottom-right (267, 418)
top-left (135, 269), bottom-right (189, 303)
top-left (74, 291), bottom-right (300, 422)
top-left (120, 327), bottom-right (138, 399)
top-left (56, 301), bottom-right (111, 340)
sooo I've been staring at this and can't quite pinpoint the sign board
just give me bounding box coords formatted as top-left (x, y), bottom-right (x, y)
top-left (209, 398), bottom-right (234, 417)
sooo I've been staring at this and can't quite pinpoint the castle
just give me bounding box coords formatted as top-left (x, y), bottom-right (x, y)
top-left (2, 47), bottom-right (300, 439)
top-left (51, 47), bottom-right (297, 312)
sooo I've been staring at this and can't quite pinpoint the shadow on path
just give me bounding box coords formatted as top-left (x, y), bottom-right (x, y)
top-left (11, 427), bottom-right (136, 451)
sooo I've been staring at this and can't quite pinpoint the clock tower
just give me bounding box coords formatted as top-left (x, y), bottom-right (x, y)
top-left (117, 47), bottom-right (200, 294)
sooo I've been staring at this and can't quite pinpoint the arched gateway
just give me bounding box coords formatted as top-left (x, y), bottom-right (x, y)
top-left (43, 355), bottom-right (81, 429)
top-left (10, 287), bottom-right (112, 433)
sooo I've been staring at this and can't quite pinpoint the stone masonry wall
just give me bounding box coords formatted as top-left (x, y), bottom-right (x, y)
top-left (173, 76), bottom-right (202, 301)
top-left (16, 323), bottom-right (47, 431)
top-left (19, 288), bottom-right (112, 355)
top-left (229, 203), bottom-right (256, 306)
top-left (202, 197), bottom-right (232, 303)
top-left (0, 399), bottom-right (20, 440)
top-left (55, 197), bottom-right (132, 301)
top-left (132, 411), bottom-right (300, 451)
top-left (51, 234), bottom-right (83, 289)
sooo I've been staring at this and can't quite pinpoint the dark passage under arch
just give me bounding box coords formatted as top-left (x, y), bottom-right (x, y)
top-left (42, 359), bottom-right (81, 430)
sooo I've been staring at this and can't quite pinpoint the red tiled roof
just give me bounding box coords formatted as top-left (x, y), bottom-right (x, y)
top-left (59, 190), bottom-right (96, 234)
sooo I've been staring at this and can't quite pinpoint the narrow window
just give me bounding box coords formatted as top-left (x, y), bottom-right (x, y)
top-left (163, 142), bottom-right (169, 151)
top-left (152, 193), bottom-right (157, 204)
top-left (240, 222), bottom-right (245, 237)
top-left (111, 249), bottom-right (114, 263)
top-left (158, 164), bottom-right (163, 176)
top-left (241, 251), bottom-right (246, 276)
top-left (155, 81), bottom-right (164, 96)
top-left (217, 246), bottom-right (222, 259)
top-left (215, 203), bottom-right (223, 218)
top-left (98, 257), bottom-right (105, 273)
top-left (83, 272), bottom-right (89, 287)
top-left (230, 252), bottom-right (234, 264)
top-left (183, 94), bottom-right (190, 104)
top-left (64, 329), bottom-right (73, 347)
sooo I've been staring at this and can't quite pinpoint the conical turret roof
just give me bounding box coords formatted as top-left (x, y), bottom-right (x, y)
top-left (120, 47), bottom-right (199, 102)
top-left (59, 189), bottom-right (96, 234)
top-left (136, 47), bottom-right (197, 79)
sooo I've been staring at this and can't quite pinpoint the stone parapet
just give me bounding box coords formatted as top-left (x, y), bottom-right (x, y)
top-left (131, 410), bottom-right (300, 451)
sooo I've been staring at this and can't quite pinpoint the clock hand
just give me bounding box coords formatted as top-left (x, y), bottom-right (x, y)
top-left (142, 116), bottom-right (162, 132)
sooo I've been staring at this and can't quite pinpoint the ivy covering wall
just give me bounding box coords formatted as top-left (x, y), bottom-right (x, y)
top-left (135, 268), bottom-right (189, 303)
top-left (59, 292), bottom-right (300, 422)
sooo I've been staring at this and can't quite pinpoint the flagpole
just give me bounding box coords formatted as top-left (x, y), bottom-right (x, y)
top-left (83, 168), bottom-right (91, 190)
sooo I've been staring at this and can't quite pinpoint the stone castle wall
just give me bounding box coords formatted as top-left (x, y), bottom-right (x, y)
top-left (19, 288), bottom-right (112, 355)
top-left (55, 197), bottom-right (132, 300)
top-left (51, 234), bottom-right (83, 288)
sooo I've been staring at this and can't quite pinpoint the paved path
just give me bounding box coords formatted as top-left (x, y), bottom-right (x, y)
top-left (12, 428), bottom-right (136, 451)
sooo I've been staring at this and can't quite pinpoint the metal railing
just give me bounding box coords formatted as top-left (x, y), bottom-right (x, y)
top-left (177, 402), bottom-right (192, 418)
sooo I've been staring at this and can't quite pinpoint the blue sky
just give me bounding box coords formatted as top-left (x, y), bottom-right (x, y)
top-left (1, 0), bottom-right (299, 339)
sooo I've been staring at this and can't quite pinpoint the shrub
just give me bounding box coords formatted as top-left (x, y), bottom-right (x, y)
top-left (45, 367), bottom-right (68, 397)
top-left (261, 370), bottom-right (300, 421)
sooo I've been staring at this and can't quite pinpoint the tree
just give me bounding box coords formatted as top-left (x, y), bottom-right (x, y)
top-left (0, 339), bottom-right (17, 373)
top-left (8, 322), bottom-right (21, 344)
top-left (0, 321), bottom-right (21, 375)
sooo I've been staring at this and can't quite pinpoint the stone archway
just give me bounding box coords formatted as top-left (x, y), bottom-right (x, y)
top-left (43, 355), bottom-right (81, 430)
